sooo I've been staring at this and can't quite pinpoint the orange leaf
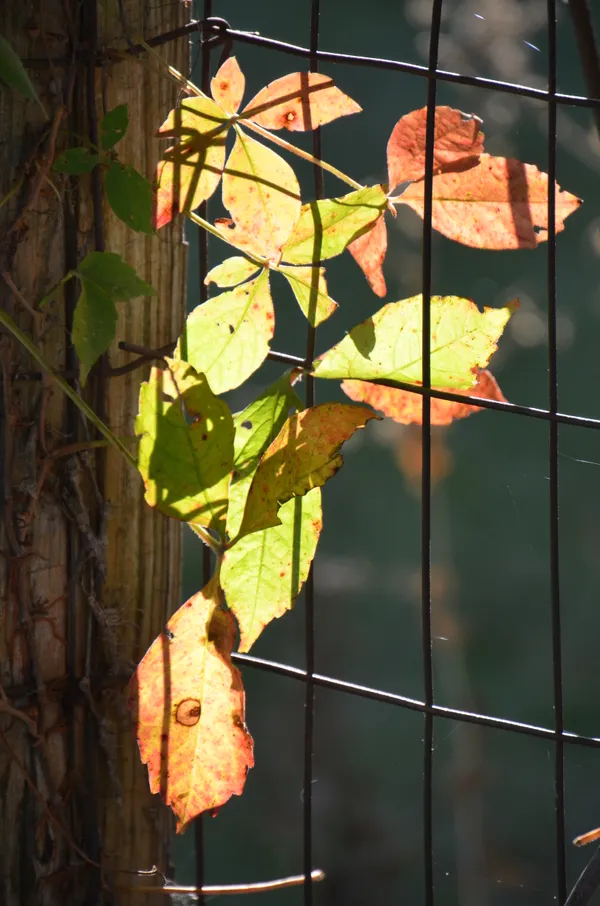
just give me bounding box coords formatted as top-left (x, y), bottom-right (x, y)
top-left (211, 56), bottom-right (245, 115)
top-left (240, 72), bottom-right (361, 131)
top-left (348, 214), bottom-right (388, 297)
top-left (130, 576), bottom-right (254, 832)
top-left (341, 369), bottom-right (507, 425)
top-left (387, 106), bottom-right (484, 189)
top-left (399, 154), bottom-right (582, 249)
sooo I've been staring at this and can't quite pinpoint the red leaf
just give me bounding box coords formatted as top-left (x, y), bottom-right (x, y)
top-left (130, 577), bottom-right (254, 832)
top-left (341, 369), bottom-right (507, 425)
top-left (240, 72), bottom-right (361, 132)
top-left (348, 214), bottom-right (388, 297)
top-left (387, 106), bottom-right (484, 189)
top-left (211, 57), bottom-right (245, 114)
top-left (399, 154), bottom-right (582, 249)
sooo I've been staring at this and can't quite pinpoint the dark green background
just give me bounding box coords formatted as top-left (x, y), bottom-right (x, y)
top-left (172, 2), bottom-right (600, 903)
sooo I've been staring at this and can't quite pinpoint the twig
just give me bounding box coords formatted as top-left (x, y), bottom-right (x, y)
top-left (118, 868), bottom-right (325, 896)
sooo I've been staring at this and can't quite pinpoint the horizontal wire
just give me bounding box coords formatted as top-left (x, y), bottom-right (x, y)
top-left (231, 652), bottom-right (600, 750)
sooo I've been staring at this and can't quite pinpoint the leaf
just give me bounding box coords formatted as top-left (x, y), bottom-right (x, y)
top-left (0, 34), bottom-right (45, 115)
top-left (211, 56), bottom-right (245, 114)
top-left (100, 104), bottom-right (129, 150)
top-left (53, 147), bottom-right (100, 175)
top-left (222, 130), bottom-right (301, 257)
top-left (205, 256), bottom-right (260, 288)
top-left (222, 488), bottom-right (322, 652)
top-left (105, 161), bottom-right (153, 233)
top-left (313, 294), bottom-right (517, 389)
top-left (72, 279), bottom-right (117, 385)
top-left (129, 574), bottom-right (254, 832)
top-left (399, 155), bottom-right (582, 249)
top-left (279, 265), bottom-right (338, 325)
top-left (77, 251), bottom-right (155, 300)
top-left (240, 72), bottom-right (361, 131)
top-left (280, 185), bottom-right (388, 265)
top-left (135, 359), bottom-right (234, 535)
top-left (72, 252), bottom-right (154, 383)
top-left (239, 403), bottom-right (378, 536)
top-left (154, 97), bottom-right (228, 229)
top-left (180, 270), bottom-right (274, 395)
top-left (341, 368), bottom-right (507, 426)
top-left (387, 106), bottom-right (484, 189)
top-left (348, 214), bottom-right (388, 297)
top-left (226, 373), bottom-right (303, 541)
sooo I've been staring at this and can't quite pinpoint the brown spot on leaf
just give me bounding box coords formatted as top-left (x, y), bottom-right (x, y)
top-left (175, 699), bottom-right (202, 726)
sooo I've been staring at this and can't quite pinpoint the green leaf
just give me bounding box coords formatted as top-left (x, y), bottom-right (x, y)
top-left (313, 294), bottom-right (517, 389)
top-left (72, 278), bottom-right (117, 385)
top-left (279, 265), bottom-right (337, 326)
top-left (77, 251), bottom-right (155, 300)
top-left (105, 161), bottom-right (153, 233)
top-left (205, 256), bottom-right (260, 288)
top-left (53, 147), bottom-right (100, 175)
top-left (222, 488), bottom-right (321, 652)
top-left (0, 34), bottom-right (45, 116)
top-left (222, 130), bottom-right (301, 257)
top-left (239, 402), bottom-right (378, 537)
top-left (226, 372), bottom-right (303, 541)
top-left (180, 270), bottom-right (273, 395)
top-left (135, 358), bottom-right (234, 537)
top-left (100, 104), bottom-right (129, 150)
top-left (280, 185), bottom-right (388, 265)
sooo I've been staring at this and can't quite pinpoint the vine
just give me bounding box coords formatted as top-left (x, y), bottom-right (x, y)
top-left (0, 38), bottom-right (582, 832)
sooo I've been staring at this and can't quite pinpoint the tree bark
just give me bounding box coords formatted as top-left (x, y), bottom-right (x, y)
top-left (0, 3), bottom-right (187, 904)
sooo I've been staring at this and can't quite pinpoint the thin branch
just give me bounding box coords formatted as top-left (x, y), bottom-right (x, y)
top-left (119, 869), bottom-right (325, 897)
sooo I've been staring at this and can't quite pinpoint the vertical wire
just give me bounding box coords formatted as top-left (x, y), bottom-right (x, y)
top-left (303, 2), bottom-right (323, 903)
top-left (422, 2), bottom-right (444, 905)
top-left (195, 1), bottom-right (213, 901)
top-left (546, 0), bottom-right (566, 901)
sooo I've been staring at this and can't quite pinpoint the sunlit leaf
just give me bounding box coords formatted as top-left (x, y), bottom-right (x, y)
top-left (222, 488), bottom-right (321, 652)
top-left (205, 256), bottom-right (260, 288)
top-left (281, 185), bottom-right (388, 265)
top-left (279, 265), bottom-right (338, 325)
top-left (211, 56), bottom-right (245, 114)
top-left (387, 106), bottom-right (484, 188)
top-left (106, 161), bottom-right (153, 233)
top-left (313, 294), bottom-right (517, 389)
top-left (348, 214), bottom-right (388, 297)
top-left (239, 403), bottom-right (378, 537)
top-left (53, 147), bottom-right (99, 175)
top-left (240, 72), bottom-right (361, 131)
top-left (130, 574), bottom-right (254, 832)
top-left (135, 359), bottom-right (233, 536)
top-left (0, 34), bottom-right (45, 115)
top-left (154, 97), bottom-right (228, 229)
top-left (222, 130), bottom-right (301, 257)
top-left (100, 104), bottom-right (129, 150)
top-left (399, 155), bottom-right (582, 249)
top-left (342, 368), bottom-right (507, 425)
top-left (181, 270), bottom-right (274, 395)
top-left (226, 373), bottom-right (303, 541)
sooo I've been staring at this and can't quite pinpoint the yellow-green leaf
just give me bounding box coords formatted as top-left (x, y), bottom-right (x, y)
top-left (280, 185), bottom-right (388, 265)
top-left (222, 130), bottom-right (301, 257)
top-left (205, 256), bottom-right (260, 288)
top-left (135, 359), bottom-right (233, 537)
top-left (211, 56), bottom-right (245, 115)
top-left (313, 295), bottom-right (517, 389)
top-left (222, 489), bottom-right (321, 652)
top-left (180, 270), bottom-right (274, 395)
top-left (239, 403), bottom-right (378, 537)
top-left (226, 373), bottom-right (303, 541)
top-left (154, 97), bottom-right (228, 229)
top-left (279, 265), bottom-right (338, 326)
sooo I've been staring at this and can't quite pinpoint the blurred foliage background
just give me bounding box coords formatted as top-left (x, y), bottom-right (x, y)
top-left (172, 1), bottom-right (600, 903)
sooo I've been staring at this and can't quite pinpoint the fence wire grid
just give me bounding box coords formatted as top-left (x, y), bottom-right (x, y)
top-left (176, 3), bottom-right (600, 904)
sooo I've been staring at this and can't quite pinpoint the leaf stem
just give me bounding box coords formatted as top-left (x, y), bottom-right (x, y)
top-left (0, 307), bottom-right (137, 469)
top-left (238, 118), bottom-right (362, 191)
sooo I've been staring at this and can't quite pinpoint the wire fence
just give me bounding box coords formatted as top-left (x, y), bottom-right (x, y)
top-left (178, 3), bottom-right (600, 904)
